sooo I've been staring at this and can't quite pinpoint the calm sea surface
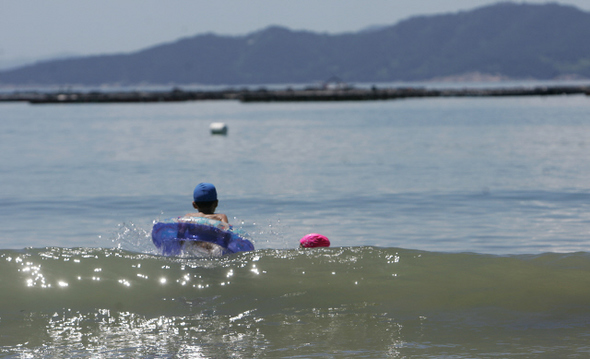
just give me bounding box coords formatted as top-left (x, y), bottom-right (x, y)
top-left (2, 92), bottom-right (590, 357)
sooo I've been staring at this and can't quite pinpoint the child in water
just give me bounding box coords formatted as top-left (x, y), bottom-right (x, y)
top-left (183, 182), bottom-right (229, 224)
top-left (180, 182), bottom-right (229, 255)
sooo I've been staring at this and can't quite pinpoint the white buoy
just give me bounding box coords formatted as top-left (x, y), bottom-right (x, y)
top-left (210, 122), bottom-right (228, 135)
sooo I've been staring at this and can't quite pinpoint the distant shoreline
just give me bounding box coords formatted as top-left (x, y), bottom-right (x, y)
top-left (2, 76), bottom-right (589, 94)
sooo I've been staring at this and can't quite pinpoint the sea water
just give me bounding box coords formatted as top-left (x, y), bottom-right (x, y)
top-left (1, 92), bottom-right (590, 357)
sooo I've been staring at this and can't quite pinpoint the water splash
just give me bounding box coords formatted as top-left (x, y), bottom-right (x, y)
top-left (109, 221), bottom-right (156, 254)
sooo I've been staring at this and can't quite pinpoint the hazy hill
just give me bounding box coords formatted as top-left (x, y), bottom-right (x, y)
top-left (2, 2), bottom-right (590, 86)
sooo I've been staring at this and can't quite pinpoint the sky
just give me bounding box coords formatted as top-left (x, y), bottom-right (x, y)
top-left (1, 0), bottom-right (589, 66)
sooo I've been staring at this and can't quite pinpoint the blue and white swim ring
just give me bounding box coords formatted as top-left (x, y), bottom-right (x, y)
top-left (152, 217), bottom-right (255, 257)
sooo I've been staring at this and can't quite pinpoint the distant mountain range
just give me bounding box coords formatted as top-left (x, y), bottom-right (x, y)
top-left (2, 2), bottom-right (590, 86)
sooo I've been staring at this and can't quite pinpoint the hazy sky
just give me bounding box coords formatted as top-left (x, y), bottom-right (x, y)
top-left (1, 0), bottom-right (589, 62)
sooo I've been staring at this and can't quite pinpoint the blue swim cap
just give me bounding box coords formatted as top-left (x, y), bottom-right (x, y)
top-left (193, 183), bottom-right (218, 202)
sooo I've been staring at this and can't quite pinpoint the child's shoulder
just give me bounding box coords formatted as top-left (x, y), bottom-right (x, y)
top-left (215, 213), bottom-right (229, 223)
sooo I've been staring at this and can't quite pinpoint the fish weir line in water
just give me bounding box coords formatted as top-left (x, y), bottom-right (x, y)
top-left (1, 85), bottom-right (589, 103)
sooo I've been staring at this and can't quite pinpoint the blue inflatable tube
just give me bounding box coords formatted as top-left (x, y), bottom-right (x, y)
top-left (152, 217), bottom-right (254, 256)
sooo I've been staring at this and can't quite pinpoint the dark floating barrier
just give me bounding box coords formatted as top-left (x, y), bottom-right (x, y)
top-left (25, 88), bottom-right (241, 104)
top-left (239, 86), bottom-right (590, 102)
top-left (0, 85), bottom-right (589, 104)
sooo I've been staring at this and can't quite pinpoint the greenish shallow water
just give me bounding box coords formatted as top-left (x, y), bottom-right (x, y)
top-left (2, 247), bottom-right (590, 358)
